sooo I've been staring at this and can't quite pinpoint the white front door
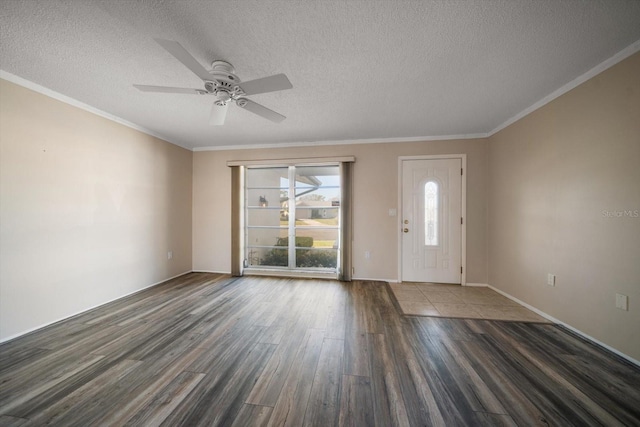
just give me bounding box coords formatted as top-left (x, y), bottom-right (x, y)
top-left (401, 158), bottom-right (462, 283)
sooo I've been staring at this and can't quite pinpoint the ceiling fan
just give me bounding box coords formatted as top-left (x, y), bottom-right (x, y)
top-left (133, 39), bottom-right (293, 125)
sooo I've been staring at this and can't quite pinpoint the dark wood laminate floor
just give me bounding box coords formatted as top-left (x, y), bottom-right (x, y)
top-left (1, 273), bottom-right (639, 426)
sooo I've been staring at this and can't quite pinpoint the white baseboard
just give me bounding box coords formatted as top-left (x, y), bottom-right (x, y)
top-left (0, 270), bottom-right (193, 344)
top-left (354, 277), bottom-right (398, 283)
top-left (464, 282), bottom-right (488, 287)
top-left (487, 285), bottom-right (640, 367)
top-left (192, 270), bottom-right (231, 275)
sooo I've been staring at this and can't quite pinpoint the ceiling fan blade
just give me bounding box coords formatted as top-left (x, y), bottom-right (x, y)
top-left (210, 102), bottom-right (229, 126)
top-left (154, 38), bottom-right (213, 82)
top-left (133, 84), bottom-right (204, 94)
top-left (236, 98), bottom-right (286, 123)
top-left (237, 74), bottom-right (292, 96)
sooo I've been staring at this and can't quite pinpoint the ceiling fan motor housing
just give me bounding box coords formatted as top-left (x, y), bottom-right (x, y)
top-left (206, 60), bottom-right (246, 104)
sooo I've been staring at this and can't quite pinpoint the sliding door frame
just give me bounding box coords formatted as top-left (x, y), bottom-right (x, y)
top-left (228, 156), bottom-right (354, 281)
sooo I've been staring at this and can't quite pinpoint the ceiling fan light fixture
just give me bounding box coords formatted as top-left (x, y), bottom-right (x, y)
top-left (216, 90), bottom-right (232, 102)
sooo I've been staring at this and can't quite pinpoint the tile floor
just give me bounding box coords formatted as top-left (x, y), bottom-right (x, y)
top-left (389, 282), bottom-right (550, 323)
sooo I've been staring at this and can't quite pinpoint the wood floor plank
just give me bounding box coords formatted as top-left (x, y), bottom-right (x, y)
top-left (0, 415), bottom-right (28, 426)
top-left (342, 329), bottom-right (369, 377)
top-left (460, 336), bottom-right (561, 425)
top-left (303, 338), bottom-right (344, 426)
top-left (267, 328), bottom-right (325, 427)
top-left (404, 357), bottom-right (446, 426)
top-left (560, 353), bottom-right (640, 423)
top-left (506, 322), bottom-right (640, 421)
top-left (0, 347), bottom-right (51, 377)
top-left (367, 333), bottom-right (410, 427)
top-left (337, 375), bottom-right (374, 427)
top-left (231, 404), bottom-right (273, 427)
top-left (123, 371), bottom-right (206, 426)
top-left (160, 342), bottom-right (276, 426)
top-left (474, 411), bottom-right (518, 426)
top-left (438, 337), bottom-right (508, 415)
top-left (24, 359), bottom-right (143, 425)
top-left (484, 321), bottom-right (628, 426)
top-left (0, 353), bottom-right (105, 417)
top-left (94, 345), bottom-right (208, 425)
top-left (459, 333), bottom-right (580, 426)
top-left (246, 303), bottom-right (316, 407)
top-left (411, 320), bottom-right (487, 425)
top-left (1, 273), bottom-right (638, 426)
top-left (0, 323), bottom-right (91, 355)
top-left (377, 289), bottom-right (450, 425)
top-left (325, 285), bottom-right (347, 340)
top-left (343, 282), bottom-right (370, 377)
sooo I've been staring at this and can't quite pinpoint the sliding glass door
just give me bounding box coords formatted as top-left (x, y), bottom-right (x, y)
top-left (245, 165), bottom-right (341, 273)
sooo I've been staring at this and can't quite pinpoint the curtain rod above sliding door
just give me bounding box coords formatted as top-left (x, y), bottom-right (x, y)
top-left (226, 156), bottom-right (355, 167)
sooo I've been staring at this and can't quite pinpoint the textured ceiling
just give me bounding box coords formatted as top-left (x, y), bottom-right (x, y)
top-left (1, 0), bottom-right (640, 150)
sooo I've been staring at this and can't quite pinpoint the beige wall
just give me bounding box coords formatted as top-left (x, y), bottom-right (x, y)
top-left (193, 139), bottom-right (488, 283)
top-left (0, 80), bottom-right (193, 341)
top-left (488, 52), bottom-right (640, 360)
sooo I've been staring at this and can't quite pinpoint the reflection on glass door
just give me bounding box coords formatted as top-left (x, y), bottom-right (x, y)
top-left (245, 165), bottom-right (340, 272)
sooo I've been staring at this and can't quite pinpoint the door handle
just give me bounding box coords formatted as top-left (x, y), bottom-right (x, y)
top-left (403, 228), bottom-right (409, 233)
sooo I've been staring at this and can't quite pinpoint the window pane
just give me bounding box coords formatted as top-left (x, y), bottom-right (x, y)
top-left (247, 227), bottom-right (289, 268)
top-left (425, 181), bottom-right (438, 246)
top-left (250, 246), bottom-right (288, 267)
top-left (295, 165), bottom-right (339, 186)
top-left (247, 227), bottom-right (288, 248)
top-left (296, 227), bottom-right (339, 248)
top-left (246, 188), bottom-right (289, 209)
top-left (295, 166), bottom-right (340, 200)
top-left (295, 228), bottom-right (339, 249)
top-left (247, 208), bottom-right (289, 227)
top-left (296, 248), bottom-right (338, 269)
top-left (295, 186), bottom-right (341, 200)
top-left (295, 206), bottom-right (339, 224)
top-left (246, 167), bottom-right (289, 188)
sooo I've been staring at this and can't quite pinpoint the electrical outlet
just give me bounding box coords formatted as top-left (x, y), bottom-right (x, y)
top-left (547, 274), bottom-right (556, 287)
top-left (615, 293), bottom-right (628, 311)
top-left (167, 251), bottom-right (173, 260)
top-left (365, 251), bottom-right (371, 259)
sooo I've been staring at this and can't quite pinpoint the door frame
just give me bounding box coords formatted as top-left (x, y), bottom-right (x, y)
top-left (397, 154), bottom-right (467, 284)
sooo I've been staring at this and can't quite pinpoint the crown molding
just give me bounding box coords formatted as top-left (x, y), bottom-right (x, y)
top-left (193, 133), bottom-right (489, 152)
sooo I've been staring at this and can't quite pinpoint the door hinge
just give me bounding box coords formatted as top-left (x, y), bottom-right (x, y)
top-left (461, 266), bottom-right (463, 274)
top-left (461, 168), bottom-right (463, 175)
top-left (461, 217), bottom-right (463, 225)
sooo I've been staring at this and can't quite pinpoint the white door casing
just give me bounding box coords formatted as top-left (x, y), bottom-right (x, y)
top-left (400, 157), bottom-right (463, 284)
